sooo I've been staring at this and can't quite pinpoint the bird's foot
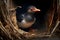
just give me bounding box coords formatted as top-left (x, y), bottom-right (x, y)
top-left (29, 28), bottom-right (37, 33)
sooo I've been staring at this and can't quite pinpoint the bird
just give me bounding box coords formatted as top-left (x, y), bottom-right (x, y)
top-left (16, 5), bottom-right (40, 31)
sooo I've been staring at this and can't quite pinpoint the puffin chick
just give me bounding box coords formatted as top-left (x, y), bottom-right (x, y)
top-left (16, 5), bottom-right (40, 31)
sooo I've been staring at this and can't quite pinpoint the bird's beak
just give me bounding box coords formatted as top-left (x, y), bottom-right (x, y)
top-left (33, 8), bottom-right (40, 12)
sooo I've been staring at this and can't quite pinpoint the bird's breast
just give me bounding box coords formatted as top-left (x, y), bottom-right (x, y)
top-left (18, 18), bottom-right (36, 28)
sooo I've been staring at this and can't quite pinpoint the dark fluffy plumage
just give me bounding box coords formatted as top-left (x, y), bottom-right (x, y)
top-left (16, 5), bottom-right (40, 29)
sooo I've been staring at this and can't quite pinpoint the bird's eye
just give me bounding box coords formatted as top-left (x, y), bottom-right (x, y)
top-left (31, 9), bottom-right (33, 11)
top-left (31, 8), bottom-right (35, 11)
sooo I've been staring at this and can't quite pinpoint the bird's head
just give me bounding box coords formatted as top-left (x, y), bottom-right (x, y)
top-left (27, 6), bottom-right (40, 13)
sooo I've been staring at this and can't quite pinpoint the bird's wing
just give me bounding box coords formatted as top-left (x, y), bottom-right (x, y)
top-left (16, 6), bottom-right (25, 22)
